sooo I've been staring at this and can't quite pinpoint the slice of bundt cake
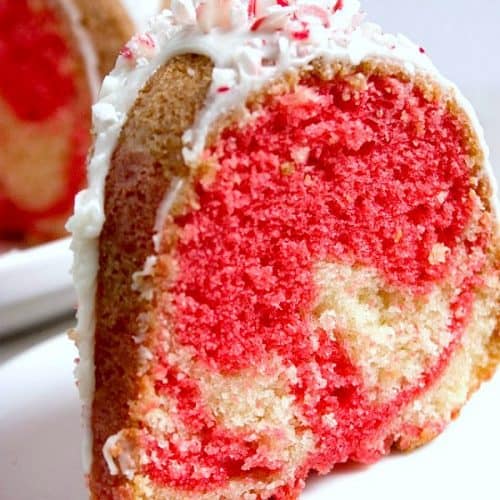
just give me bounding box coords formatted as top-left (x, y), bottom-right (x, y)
top-left (68, 0), bottom-right (500, 498)
top-left (0, 0), bottom-right (133, 245)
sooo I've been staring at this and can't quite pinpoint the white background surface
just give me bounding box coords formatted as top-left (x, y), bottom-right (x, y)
top-left (0, 1), bottom-right (499, 499)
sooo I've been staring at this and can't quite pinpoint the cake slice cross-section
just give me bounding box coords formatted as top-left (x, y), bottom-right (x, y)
top-left (68, 1), bottom-right (500, 498)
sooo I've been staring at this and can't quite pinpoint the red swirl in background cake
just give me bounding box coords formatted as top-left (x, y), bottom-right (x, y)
top-left (0, 0), bottom-right (134, 246)
top-left (67, 0), bottom-right (499, 498)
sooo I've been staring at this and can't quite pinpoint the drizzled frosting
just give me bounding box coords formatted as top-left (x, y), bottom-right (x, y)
top-left (67, 0), bottom-right (497, 473)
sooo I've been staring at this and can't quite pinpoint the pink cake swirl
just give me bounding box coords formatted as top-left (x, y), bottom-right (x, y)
top-left (67, 1), bottom-right (499, 498)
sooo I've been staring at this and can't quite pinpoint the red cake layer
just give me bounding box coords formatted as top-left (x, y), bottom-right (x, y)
top-left (0, 0), bottom-right (91, 240)
top-left (0, 0), bottom-right (77, 120)
top-left (142, 74), bottom-right (487, 492)
top-left (147, 364), bottom-right (277, 490)
top-left (173, 75), bottom-right (475, 369)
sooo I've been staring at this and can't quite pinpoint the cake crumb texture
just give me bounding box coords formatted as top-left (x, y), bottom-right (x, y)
top-left (92, 57), bottom-right (499, 499)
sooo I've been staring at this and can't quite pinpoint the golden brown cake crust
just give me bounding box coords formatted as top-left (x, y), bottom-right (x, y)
top-left (72, 0), bottom-right (134, 77)
top-left (473, 241), bottom-right (500, 385)
top-left (92, 54), bottom-right (214, 499)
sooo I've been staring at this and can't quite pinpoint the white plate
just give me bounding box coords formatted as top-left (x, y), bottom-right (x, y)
top-left (0, 333), bottom-right (499, 500)
top-left (0, 239), bottom-right (74, 337)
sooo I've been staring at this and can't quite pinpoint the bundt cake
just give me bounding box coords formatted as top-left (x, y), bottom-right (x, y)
top-left (0, 0), bottom-right (133, 245)
top-left (68, 0), bottom-right (500, 498)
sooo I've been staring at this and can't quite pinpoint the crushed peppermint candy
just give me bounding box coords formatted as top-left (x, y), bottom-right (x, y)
top-left (333, 0), bottom-right (344, 11)
top-left (109, 0), bottom-right (433, 81)
top-left (296, 5), bottom-right (330, 27)
top-left (108, 0), bottom-right (433, 165)
top-left (119, 46), bottom-right (134, 60)
top-left (117, 0), bottom-right (384, 69)
top-left (290, 26), bottom-right (310, 40)
top-left (119, 34), bottom-right (157, 65)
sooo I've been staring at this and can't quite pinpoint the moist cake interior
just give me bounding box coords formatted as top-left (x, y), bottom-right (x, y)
top-left (94, 57), bottom-right (498, 498)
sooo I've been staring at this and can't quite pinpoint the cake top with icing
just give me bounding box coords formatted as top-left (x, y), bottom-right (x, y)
top-left (115, 0), bottom-right (430, 75)
top-left (104, 0), bottom-right (437, 166)
top-left (118, 0), bottom-right (366, 64)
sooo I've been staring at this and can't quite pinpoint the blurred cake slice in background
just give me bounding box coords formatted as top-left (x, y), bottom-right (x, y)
top-left (0, 0), bottom-right (135, 246)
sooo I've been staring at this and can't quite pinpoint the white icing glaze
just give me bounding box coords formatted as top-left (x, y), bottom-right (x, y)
top-left (153, 178), bottom-right (184, 252)
top-left (66, 0), bottom-right (499, 474)
top-left (57, 0), bottom-right (103, 472)
top-left (102, 430), bottom-right (136, 479)
top-left (59, 0), bottom-right (101, 100)
top-left (102, 433), bottom-right (122, 476)
top-left (122, 0), bottom-right (166, 31)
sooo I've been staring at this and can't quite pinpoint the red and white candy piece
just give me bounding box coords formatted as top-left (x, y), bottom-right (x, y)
top-left (119, 34), bottom-right (157, 66)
